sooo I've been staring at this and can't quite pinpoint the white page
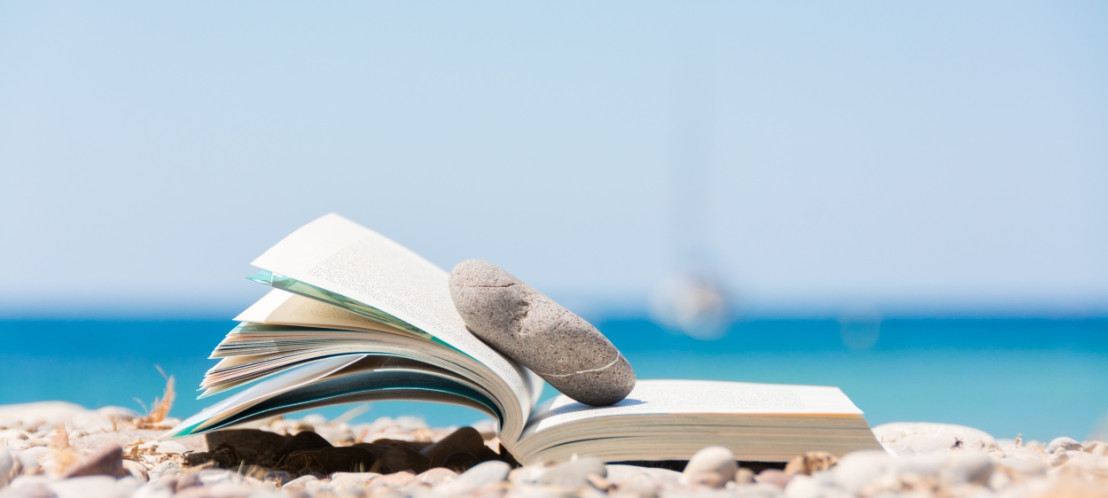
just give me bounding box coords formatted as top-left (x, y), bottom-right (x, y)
top-left (235, 289), bottom-right (407, 334)
top-left (523, 379), bottom-right (864, 437)
top-left (248, 214), bottom-right (540, 440)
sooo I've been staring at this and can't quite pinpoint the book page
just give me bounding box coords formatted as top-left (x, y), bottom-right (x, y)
top-left (235, 289), bottom-right (408, 334)
top-left (524, 380), bottom-right (864, 436)
top-left (248, 214), bottom-right (541, 440)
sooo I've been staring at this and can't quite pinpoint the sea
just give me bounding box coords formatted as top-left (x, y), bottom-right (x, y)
top-left (2, 316), bottom-right (1106, 442)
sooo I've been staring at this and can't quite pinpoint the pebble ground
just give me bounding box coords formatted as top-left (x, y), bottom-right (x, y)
top-left (1, 402), bottom-right (1106, 498)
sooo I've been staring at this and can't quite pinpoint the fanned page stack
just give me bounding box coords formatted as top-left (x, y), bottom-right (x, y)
top-left (167, 214), bottom-right (882, 463)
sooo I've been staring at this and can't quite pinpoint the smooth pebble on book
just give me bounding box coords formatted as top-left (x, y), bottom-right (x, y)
top-left (167, 214), bottom-right (882, 463)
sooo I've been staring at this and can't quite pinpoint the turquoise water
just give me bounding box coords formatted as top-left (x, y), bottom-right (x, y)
top-left (1, 317), bottom-right (1105, 442)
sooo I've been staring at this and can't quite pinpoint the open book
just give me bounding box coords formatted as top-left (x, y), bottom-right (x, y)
top-left (167, 214), bottom-right (882, 463)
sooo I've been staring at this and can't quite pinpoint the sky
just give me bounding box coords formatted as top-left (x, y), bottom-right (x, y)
top-left (1, 1), bottom-right (1106, 317)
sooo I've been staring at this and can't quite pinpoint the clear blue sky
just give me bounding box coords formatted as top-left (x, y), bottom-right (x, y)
top-left (2, 1), bottom-right (1106, 317)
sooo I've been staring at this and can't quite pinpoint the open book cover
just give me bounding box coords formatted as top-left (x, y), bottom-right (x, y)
top-left (167, 214), bottom-right (882, 463)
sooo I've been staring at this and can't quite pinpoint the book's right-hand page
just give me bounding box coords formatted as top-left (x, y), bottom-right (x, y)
top-left (525, 380), bottom-right (864, 433)
top-left (512, 379), bottom-right (880, 464)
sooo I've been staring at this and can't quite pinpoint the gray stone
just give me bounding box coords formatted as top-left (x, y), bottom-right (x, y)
top-left (449, 260), bottom-right (635, 406)
top-left (61, 444), bottom-right (124, 479)
top-left (680, 447), bottom-right (738, 488)
top-left (1045, 436), bottom-right (1083, 454)
top-left (537, 457), bottom-right (606, 489)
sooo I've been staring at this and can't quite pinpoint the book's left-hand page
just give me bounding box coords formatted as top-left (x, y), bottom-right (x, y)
top-left (248, 214), bottom-right (541, 441)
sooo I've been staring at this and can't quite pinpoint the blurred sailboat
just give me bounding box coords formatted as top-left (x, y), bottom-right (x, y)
top-left (650, 272), bottom-right (729, 339)
top-left (649, 25), bottom-right (732, 340)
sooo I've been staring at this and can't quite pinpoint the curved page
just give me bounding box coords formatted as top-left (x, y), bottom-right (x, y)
top-left (248, 214), bottom-right (541, 441)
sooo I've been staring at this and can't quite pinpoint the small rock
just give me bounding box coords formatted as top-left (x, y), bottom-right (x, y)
top-left (617, 474), bottom-right (660, 498)
top-left (329, 471), bottom-right (381, 490)
top-left (449, 260), bottom-right (635, 406)
top-left (537, 457), bottom-right (606, 489)
top-left (281, 474), bottom-right (318, 492)
top-left (735, 468), bottom-right (755, 484)
top-left (421, 427), bottom-right (485, 468)
top-left (437, 460), bottom-right (511, 495)
top-left (147, 460), bottom-right (181, 481)
top-left (783, 474), bottom-right (822, 498)
top-left (122, 460), bottom-right (148, 482)
top-left (3, 475), bottom-right (55, 498)
top-left (508, 464), bottom-right (548, 486)
top-left (283, 446), bottom-right (376, 475)
top-left (274, 431), bottom-right (331, 459)
top-left (873, 422), bottom-right (995, 455)
top-left (16, 447), bottom-right (49, 475)
top-left (418, 467), bottom-right (458, 485)
top-left (942, 451), bottom-right (993, 485)
top-left (1045, 436), bottom-right (1083, 454)
top-left (369, 471), bottom-right (416, 491)
top-left (891, 452), bottom-right (946, 478)
top-left (832, 450), bottom-right (893, 494)
top-left (0, 448), bottom-right (18, 487)
top-left (62, 444), bottom-right (124, 479)
top-left (378, 443), bottom-right (429, 474)
top-left (784, 451), bottom-right (837, 476)
top-left (754, 469), bottom-right (791, 489)
top-left (1000, 455), bottom-right (1047, 477)
top-left (1086, 441), bottom-right (1108, 455)
top-left (680, 446), bottom-right (738, 488)
top-left (50, 475), bottom-right (135, 498)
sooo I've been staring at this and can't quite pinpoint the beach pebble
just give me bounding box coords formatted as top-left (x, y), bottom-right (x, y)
top-left (62, 444), bottom-right (124, 479)
top-left (378, 443), bottom-right (430, 474)
top-left (3, 476), bottom-right (56, 498)
top-left (1045, 436), bottom-right (1083, 454)
top-left (873, 422), bottom-right (996, 455)
top-left (147, 460), bottom-right (181, 481)
top-left (50, 475), bottom-right (137, 498)
top-left (784, 451), bottom-right (837, 476)
top-left (832, 450), bottom-right (893, 494)
top-left (0, 448), bottom-right (17, 488)
top-left (783, 474), bottom-right (823, 498)
top-left (417, 467), bottom-right (458, 486)
top-left (680, 446), bottom-right (738, 488)
top-left (420, 426), bottom-right (484, 468)
top-left (942, 451), bottom-right (994, 485)
top-left (329, 472), bottom-right (381, 490)
top-left (538, 457), bottom-right (607, 489)
top-left (754, 469), bottom-right (792, 489)
top-left (274, 431), bottom-right (331, 459)
top-left (439, 460), bottom-right (511, 494)
top-left (449, 259), bottom-right (635, 406)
